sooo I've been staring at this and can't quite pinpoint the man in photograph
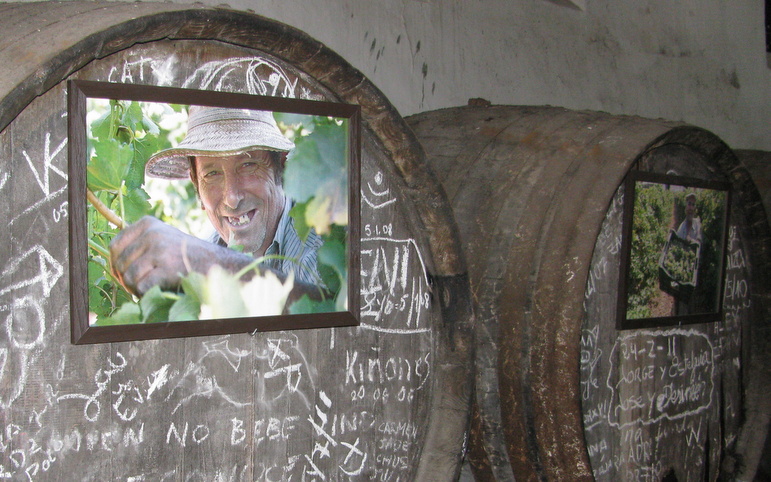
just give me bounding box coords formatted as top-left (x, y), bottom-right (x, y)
top-left (676, 192), bottom-right (703, 245)
top-left (109, 105), bottom-right (324, 303)
top-left (673, 191), bottom-right (703, 316)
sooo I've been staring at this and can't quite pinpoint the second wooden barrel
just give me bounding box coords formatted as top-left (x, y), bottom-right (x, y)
top-left (407, 104), bottom-right (770, 481)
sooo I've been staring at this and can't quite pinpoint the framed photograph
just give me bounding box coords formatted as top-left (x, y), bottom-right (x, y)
top-left (68, 80), bottom-right (360, 344)
top-left (616, 170), bottom-right (731, 330)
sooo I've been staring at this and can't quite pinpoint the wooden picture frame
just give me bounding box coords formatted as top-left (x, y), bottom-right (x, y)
top-left (616, 171), bottom-right (731, 330)
top-left (68, 80), bottom-right (360, 344)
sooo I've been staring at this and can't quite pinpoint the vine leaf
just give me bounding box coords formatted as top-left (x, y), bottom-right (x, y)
top-left (284, 120), bottom-right (348, 234)
top-left (87, 138), bottom-right (132, 192)
top-left (139, 286), bottom-right (175, 324)
top-left (123, 187), bottom-right (152, 225)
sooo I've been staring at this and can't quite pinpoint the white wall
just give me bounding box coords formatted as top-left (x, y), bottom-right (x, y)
top-left (9, 0), bottom-right (771, 150)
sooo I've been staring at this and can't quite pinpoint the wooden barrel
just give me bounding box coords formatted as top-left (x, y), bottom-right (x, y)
top-left (0, 3), bottom-right (473, 480)
top-left (407, 105), bottom-right (771, 481)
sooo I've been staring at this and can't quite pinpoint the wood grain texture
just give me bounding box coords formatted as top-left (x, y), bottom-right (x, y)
top-left (407, 105), bottom-right (770, 481)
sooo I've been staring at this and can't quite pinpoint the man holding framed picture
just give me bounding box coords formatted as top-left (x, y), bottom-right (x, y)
top-left (109, 105), bottom-right (325, 304)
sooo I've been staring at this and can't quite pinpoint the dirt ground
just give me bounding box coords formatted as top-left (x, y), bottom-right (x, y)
top-left (649, 290), bottom-right (675, 318)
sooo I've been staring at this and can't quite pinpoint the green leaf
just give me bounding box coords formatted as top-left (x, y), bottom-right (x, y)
top-left (95, 302), bottom-right (141, 326)
top-left (317, 237), bottom-right (345, 290)
top-left (289, 201), bottom-right (312, 242)
top-left (180, 271), bottom-right (207, 304)
top-left (283, 120), bottom-right (348, 234)
top-left (288, 295), bottom-right (336, 315)
top-left (122, 187), bottom-right (152, 224)
top-left (139, 285), bottom-right (175, 323)
top-left (169, 295), bottom-right (200, 322)
top-left (90, 108), bottom-right (115, 141)
top-left (87, 138), bottom-right (133, 192)
top-left (274, 112), bottom-right (317, 133)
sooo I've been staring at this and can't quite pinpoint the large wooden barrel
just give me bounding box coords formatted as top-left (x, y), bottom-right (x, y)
top-left (0, 3), bottom-right (473, 480)
top-left (407, 104), bottom-right (770, 481)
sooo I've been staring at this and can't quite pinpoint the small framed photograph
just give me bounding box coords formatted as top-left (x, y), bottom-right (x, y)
top-left (617, 170), bottom-right (731, 330)
top-left (68, 80), bottom-right (360, 344)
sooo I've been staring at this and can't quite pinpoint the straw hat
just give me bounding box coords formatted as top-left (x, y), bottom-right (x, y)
top-left (145, 105), bottom-right (295, 179)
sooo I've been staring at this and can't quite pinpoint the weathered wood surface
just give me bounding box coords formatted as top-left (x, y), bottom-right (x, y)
top-left (0, 6), bottom-right (473, 481)
top-left (407, 105), bottom-right (770, 481)
top-left (582, 129), bottom-right (770, 481)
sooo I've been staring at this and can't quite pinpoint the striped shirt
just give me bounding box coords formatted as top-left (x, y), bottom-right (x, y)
top-left (209, 196), bottom-right (323, 285)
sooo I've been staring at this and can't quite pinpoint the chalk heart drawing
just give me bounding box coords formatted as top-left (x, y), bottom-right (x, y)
top-left (606, 329), bottom-right (714, 429)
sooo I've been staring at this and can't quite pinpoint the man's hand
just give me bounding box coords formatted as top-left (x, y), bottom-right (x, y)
top-left (109, 216), bottom-right (328, 306)
top-left (110, 216), bottom-right (228, 296)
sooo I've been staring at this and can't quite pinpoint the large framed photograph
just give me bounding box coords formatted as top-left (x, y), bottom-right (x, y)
top-left (68, 80), bottom-right (360, 344)
top-left (617, 171), bottom-right (731, 330)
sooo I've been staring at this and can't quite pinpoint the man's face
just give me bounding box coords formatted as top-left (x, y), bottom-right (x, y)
top-left (685, 198), bottom-right (696, 217)
top-left (193, 150), bottom-right (284, 255)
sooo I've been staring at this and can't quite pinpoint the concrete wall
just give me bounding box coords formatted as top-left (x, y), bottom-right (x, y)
top-left (5, 0), bottom-right (769, 151)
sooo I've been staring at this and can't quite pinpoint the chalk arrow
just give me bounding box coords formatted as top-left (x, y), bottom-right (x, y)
top-left (0, 245), bottom-right (63, 298)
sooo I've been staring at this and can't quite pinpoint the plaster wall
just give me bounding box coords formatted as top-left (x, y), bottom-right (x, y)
top-left (3, 0), bottom-right (769, 150)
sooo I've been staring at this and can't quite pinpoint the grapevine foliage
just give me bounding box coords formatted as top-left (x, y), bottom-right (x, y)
top-left (661, 239), bottom-right (698, 284)
top-left (86, 100), bottom-right (349, 325)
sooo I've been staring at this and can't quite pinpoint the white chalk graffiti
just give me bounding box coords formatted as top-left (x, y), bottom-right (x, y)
top-left (363, 171), bottom-right (397, 209)
top-left (360, 237), bottom-right (431, 334)
top-left (9, 131), bottom-right (68, 229)
top-left (57, 352), bottom-right (128, 422)
top-left (606, 329), bottom-right (714, 429)
top-left (252, 333), bottom-right (316, 410)
top-left (182, 57), bottom-right (301, 98)
top-left (107, 56), bottom-right (179, 86)
top-left (0, 246), bottom-right (63, 298)
top-left (304, 390), bottom-right (368, 479)
top-left (22, 133), bottom-right (67, 197)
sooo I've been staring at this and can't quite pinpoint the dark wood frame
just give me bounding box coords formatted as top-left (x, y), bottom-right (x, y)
top-left (616, 170), bottom-right (731, 330)
top-left (68, 80), bottom-right (361, 344)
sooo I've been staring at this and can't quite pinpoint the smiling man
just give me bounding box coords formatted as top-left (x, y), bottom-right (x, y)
top-left (109, 106), bottom-right (323, 302)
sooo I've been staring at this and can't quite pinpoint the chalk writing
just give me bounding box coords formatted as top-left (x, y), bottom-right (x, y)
top-left (607, 329), bottom-right (714, 428)
top-left (57, 352), bottom-right (128, 422)
top-left (22, 133), bottom-right (67, 197)
top-left (360, 237), bottom-right (432, 333)
top-left (9, 129), bottom-right (68, 229)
